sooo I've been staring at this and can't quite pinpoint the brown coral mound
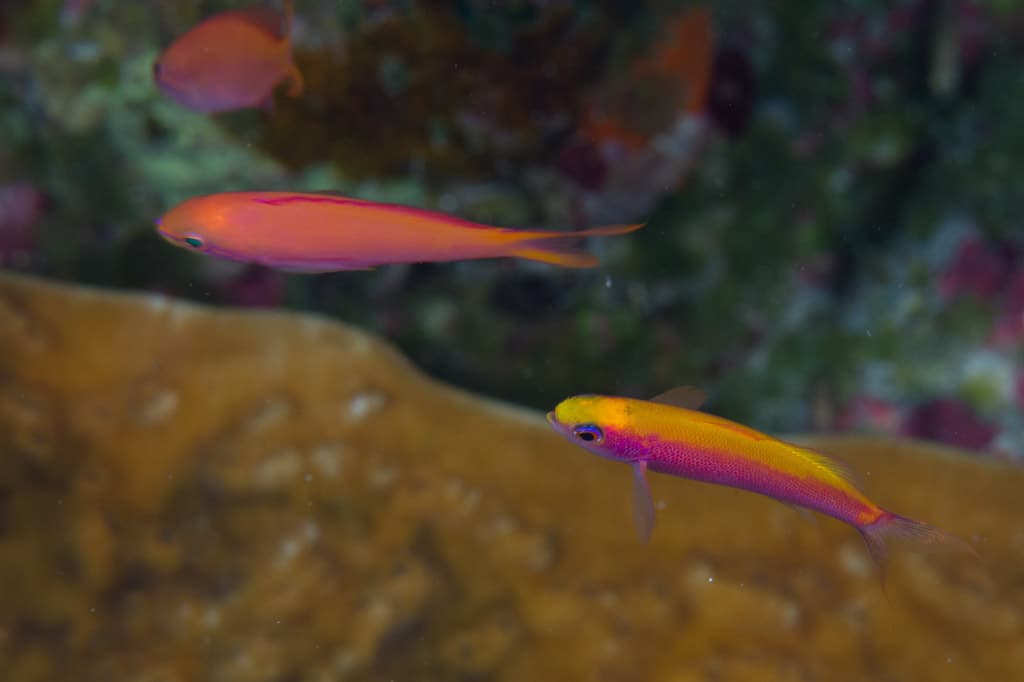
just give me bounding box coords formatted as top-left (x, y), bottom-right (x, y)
top-left (0, 272), bottom-right (1020, 682)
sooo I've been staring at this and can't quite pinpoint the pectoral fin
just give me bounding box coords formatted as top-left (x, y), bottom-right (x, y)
top-left (632, 460), bottom-right (655, 543)
top-left (780, 500), bottom-right (817, 523)
top-left (285, 63), bottom-right (304, 97)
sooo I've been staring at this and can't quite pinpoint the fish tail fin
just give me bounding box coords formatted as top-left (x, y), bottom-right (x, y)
top-left (673, 6), bottom-right (715, 114)
top-left (859, 511), bottom-right (977, 591)
top-left (283, 0), bottom-right (294, 33)
top-left (281, 0), bottom-right (303, 97)
top-left (509, 223), bottom-right (645, 268)
top-left (286, 63), bottom-right (304, 97)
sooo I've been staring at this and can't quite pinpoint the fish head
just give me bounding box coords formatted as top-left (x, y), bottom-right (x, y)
top-left (547, 395), bottom-right (641, 463)
top-left (155, 195), bottom-right (246, 261)
top-left (152, 38), bottom-right (216, 111)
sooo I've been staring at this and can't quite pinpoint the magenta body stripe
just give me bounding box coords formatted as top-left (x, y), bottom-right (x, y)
top-left (636, 433), bottom-right (880, 526)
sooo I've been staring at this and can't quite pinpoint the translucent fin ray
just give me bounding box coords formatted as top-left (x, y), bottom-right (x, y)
top-left (631, 460), bottom-right (655, 543)
top-left (649, 386), bottom-right (707, 410)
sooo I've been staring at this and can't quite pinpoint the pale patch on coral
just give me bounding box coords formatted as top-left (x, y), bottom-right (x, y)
top-left (343, 390), bottom-right (387, 423)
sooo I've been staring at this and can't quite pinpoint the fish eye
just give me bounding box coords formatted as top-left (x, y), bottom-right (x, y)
top-left (183, 234), bottom-right (205, 249)
top-left (572, 424), bottom-right (604, 443)
top-left (153, 62), bottom-right (162, 76)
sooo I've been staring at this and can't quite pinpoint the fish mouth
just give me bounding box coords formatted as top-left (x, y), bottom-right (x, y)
top-left (155, 229), bottom-right (189, 249)
top-left (545, 411), bottom-right (568, 435)
top-left (154, 77), bottom-right (202, 110)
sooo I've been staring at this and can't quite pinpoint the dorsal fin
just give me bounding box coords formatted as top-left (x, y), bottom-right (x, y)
top-left (649, 386), bottom-right (707, 410)
top-left (786, 441), bottom-right (864, 489)
top-left (235, 4), bottom-right (288, 40)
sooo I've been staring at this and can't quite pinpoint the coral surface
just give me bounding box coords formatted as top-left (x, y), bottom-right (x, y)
top-left (1, 272), bottom-right (1020, 682)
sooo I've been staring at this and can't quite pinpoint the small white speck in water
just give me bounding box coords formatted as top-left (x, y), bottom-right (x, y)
top-left (947, 657), bottom-right (953, 664)
top-left (707, 576), bottom-right (714, 583)
top-left (304, 473), bottom-right (312, 482)
top-left (866, 329), bottom-right (872, 337)
top-left (605, 275), bottom-right (613, 288)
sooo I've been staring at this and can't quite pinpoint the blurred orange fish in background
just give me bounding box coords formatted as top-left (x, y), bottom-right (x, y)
top-left (556, 5), bottom-right (717, 225)
top-left (580, 5), bottom-right (714, 150)
top-left (153, 0), bottom-right (303, 114)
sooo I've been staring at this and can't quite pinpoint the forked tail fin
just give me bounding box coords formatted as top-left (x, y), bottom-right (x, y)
top-left (859, 511), bottom-right (978, 592)
top-left (282, 0), bottom-right (303, 97)
top-left (509, 223), bottom-right (645, 268)
top-left (283, 0), bottom-right (295, 35)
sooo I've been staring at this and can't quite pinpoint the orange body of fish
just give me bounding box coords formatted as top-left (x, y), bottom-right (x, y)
top-left (156, 192), bottom-right (645, 271)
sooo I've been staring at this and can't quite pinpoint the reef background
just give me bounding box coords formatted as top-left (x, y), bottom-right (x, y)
top-left (3, 3), bottom-right (1024, 679)
top-left (3, 0), bottom-right (1024, 457)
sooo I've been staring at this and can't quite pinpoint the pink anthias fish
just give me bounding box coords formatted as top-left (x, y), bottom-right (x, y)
top-left (155, 191), bottom-right (645, 271)
top-left (548, 386), bottom-right (977, 586)
top-left (153, 0), bottom-right (302, 113)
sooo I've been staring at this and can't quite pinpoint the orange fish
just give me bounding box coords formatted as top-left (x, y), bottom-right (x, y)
top-left (582, 6), bottom-right (714, 149)
top-left (154, 0), bottom-right (302, 113)
top-left (155, 192), bottom-right (645, 271)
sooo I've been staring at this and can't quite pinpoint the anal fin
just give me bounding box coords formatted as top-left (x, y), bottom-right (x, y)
top-left (780, 500), bottom-right (817, 523)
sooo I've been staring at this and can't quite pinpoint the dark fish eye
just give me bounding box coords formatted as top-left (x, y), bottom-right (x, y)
top-left (153, 62), bottom-right (162, 76)
top-left (572, 424), bottom-right (604, 443)
top-left (183, 235), bottom-right (204, 249)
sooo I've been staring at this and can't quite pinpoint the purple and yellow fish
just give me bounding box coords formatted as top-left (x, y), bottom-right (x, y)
top-left (154, 0), bottom-right (302, 113)
top-left (156, 191), bottom-right (644, 271)
top-left (547, 387), bottom-right (975, 584)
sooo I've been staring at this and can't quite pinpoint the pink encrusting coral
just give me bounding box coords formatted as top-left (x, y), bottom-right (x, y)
top-left (0, 183), bottom-right (44, 265)
top-left (217, 265), bottom-right (285, 308)
top-left (835, 395), bottom-right (905, 434)
top-left (901, 398), bottom-right (997, 451)
top-left (939, 234), bottom-right (1015, 301)
top-left (988, 270), bottom-right (1024, 348)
